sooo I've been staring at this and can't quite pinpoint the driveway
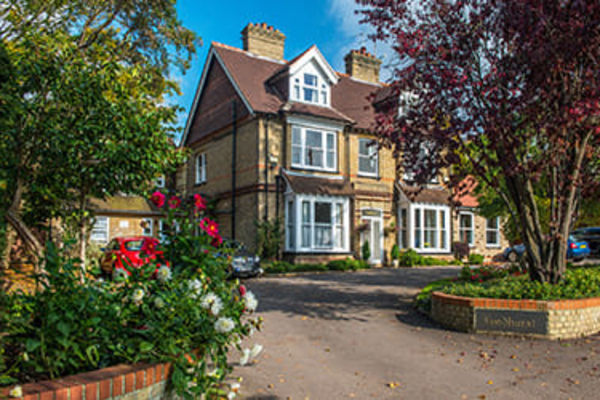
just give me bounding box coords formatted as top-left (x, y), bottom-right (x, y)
top-left (235, 267), bottom-right (600, 399)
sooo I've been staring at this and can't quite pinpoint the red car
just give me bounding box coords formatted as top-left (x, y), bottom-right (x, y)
top-left (100, 236), bottom-right (169, 279)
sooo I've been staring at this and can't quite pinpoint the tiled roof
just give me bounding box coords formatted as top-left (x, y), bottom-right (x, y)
top-left (212, 43), bottom-right (381, 130)
top-left (89, 196), bottom-right (162, 215)
top-left (283, 172), bottom-right (354, 196)
top-left (398, 184), bottom-right (451, 205)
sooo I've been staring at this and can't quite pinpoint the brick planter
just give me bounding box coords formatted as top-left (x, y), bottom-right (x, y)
top-left (431, 292), bottom-right (600, 339)
top-left (1, 362), bottom-right (173, 400)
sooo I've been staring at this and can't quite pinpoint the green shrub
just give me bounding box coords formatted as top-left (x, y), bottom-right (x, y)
top-left (362, 240), bottom-right (371, 261)
top-left (255, 219), bottom-right (282, 260)
top-left (413, 278), bottom-right (456, 313)
top-left (0, 193), bottom-right (260, 398)
top-left (326, 258), bottom-right (370, 271)
top-left (468, 253), bottom-right (485, 265)
top-left (398, 249), bottom-right (422, 267)
top-left (390, 244), bottom-right (400, 261)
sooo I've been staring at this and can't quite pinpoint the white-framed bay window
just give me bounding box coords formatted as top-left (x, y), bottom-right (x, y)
top-left (486, 216), bottom-right (501, 247)
top-left (459, 211), bottom-right (475, 246)
top-left (285, 194), bottom-right (350, 253)
top-left (398, 203), bottom-right (450, 253)
top-left (291, 124), bottom-right (337, 171)
top-left (358, 138), bottom-right (378, 177)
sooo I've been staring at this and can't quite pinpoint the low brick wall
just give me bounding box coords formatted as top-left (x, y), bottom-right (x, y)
top-left (431, 292), bottom-right (600, 339)
top-left (1, 362), bottom-right (173, 400)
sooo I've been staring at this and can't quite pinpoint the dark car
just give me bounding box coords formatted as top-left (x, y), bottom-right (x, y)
top-left (571, 227), bottom-right (600, 256)
top-left (222, 240), bottom-right (263, 279)
top-left (503, 235), bottom-right (591, 262)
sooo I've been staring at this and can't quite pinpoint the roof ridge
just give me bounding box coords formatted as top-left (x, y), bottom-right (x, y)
top-left (212, 41), bottom-right (287, 64)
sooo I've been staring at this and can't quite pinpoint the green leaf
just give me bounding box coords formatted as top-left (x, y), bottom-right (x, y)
top-left (26, 339), bottom-right (41, 352)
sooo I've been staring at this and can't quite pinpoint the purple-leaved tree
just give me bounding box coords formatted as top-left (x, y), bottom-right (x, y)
top-left (359, 0), bottom-right (600, 282)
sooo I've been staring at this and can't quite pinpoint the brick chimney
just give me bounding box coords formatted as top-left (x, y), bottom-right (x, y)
top-left (344, 47), bottom-right (382, 84)
top-left (241, 22), bottom-right (286, 61)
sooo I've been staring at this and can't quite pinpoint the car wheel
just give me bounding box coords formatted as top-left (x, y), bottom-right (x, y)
top-left (507, 251), bottom-right (518, 263)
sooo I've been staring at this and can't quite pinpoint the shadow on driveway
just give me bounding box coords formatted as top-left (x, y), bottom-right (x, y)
top-left (249, 267), bottom-right (459, 326)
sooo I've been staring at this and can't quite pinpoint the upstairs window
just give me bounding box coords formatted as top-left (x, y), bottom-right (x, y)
top-left (292, 73), bottom-right (329, 106)
top-left (195, 153), bottom-right (206, 184)
top-left (91, 216), bottom-right (109, 243)
top-left (291, 126), bottom-right (336, 171)
top-left (358, 138), bottom-right (378, 177)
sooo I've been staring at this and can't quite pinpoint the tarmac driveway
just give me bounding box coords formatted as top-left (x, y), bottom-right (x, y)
top-left (235, 267), bottom-right (600, 400)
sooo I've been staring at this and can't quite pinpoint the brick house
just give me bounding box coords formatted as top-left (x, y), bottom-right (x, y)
top-left (179, 22), bottom-right (508, 264)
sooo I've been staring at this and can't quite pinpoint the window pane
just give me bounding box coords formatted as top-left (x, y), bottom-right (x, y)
top-left (315, 202), bottom-right (332, 223)
top-left (302, 201), bottom-right (311, 223)
top-left (424, 210), bottom-right (436, 228)
top-left (306, 130), bottom-right (322, 147)
top-left (315, 226), bottom-right (333, 247)
top-left (287, 200), bottom-right (295, 248)
top-left (306, 149), bottom-right (323, 167)
top-left (302, 226), bottom-right (311, 247)
top-left (292, 127), bottom-right (302, 144)
top-left (321, 91), bottom-right (327, 104)
top-left (460, 214), bottom-right (472, 228)
top-left (294, 85), bottom-right (300, 99)
top-left (335, 226), bottom-right (344, 248)
top-left (359, 139), bottom-right (368, 155)
top-left (326, 133), bottom-right (334, 150)
top-left (304, 74), bottom-right (317, 86)
top-left (326, 150), bottom-right (335, 169)
top-left (304, 88), bottom-right (317, 102)
top-left (487, 217), bottom-right (498, 229)
top-left (487, 231), bottom-right (498, 245)
top-left (292, 145), bottom-right (302, 164)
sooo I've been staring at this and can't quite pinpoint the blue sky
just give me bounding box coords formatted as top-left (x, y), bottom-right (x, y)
top-left (169, 0), bottom-right (393, 135)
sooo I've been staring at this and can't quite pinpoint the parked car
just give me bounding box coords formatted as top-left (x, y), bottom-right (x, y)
top-left (222, 240), bottom-right (263, 279)
top-left (100, 236), bottom-right (169, 279)
top-left (503, 235), bottom-right (590, 262)
top-left (571, 227), bottom-right (600, 256)
top-left (503, 234), bottom-right (590, 262)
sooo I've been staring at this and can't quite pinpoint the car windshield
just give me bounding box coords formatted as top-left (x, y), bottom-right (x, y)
top-left (124, 240), bottom-right (144, 251)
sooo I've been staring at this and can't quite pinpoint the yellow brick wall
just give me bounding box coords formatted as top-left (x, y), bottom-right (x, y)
top-left (452, 212), bottom-right (509, 260)
top-left (103, 215), bottom-right (161, 240)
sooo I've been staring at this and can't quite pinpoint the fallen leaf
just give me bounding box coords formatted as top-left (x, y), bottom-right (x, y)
top-left (301, 316), bottom-right (308, 320)
top-left (510, 355), bottom-right (517, 359)
top-left (280, 378), bottom-right (286, 383)
top-left (348, 393), bottom-right (356, 398)
top-left (487, 380), bottom-right (494, 385)
top-left (387, 382), bottom-right (401, 389)
top-left (325, 348), bottom-right (331, 352)
top-left (512, 368), bottom-right (520, 372)
top-left (478, 395), bottom-right (486, 399)
top-left (268, 384), bottom-right (274, 389)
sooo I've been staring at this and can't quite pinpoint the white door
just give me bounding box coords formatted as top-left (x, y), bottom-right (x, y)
top-left (360, 210), bottom-right (384, 264)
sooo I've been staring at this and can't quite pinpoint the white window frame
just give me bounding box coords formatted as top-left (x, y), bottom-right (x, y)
top-left (486, 216), bottom-right (501, 248)
top-left (195, 153), bottom-right (206, 185)
top-left (291, 72), bottom-right (330, 106)
top-left (142, 218), bottom-right (153, 237)
top-left (291, 125), bottom-right (337, 172)
top-left (458, 211), bottom-right (475, 247)
top-left (358, 138), bottom-right (379, 177)
top-left (90, 216), bottom-right (110, 244)
top-left (285, 194), bottom-right (350, 253)
top-left (399, 203), bottom-right (450, 253)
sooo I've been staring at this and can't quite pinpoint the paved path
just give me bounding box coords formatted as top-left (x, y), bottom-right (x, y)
top-left (234, 268), bottom-right (600, 400)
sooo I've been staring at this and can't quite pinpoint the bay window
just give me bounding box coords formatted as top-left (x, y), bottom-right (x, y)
top-left (285, 195), bottom-right (349, 252)
top-left (399, 204), bottom-right (450, 253)
top-left (291, 125), bottom-right (337, 171)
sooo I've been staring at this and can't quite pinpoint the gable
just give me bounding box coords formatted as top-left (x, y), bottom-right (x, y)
top-left (185, 58), bottom-right (250, 146)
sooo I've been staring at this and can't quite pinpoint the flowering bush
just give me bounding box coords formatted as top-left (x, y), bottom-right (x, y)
top-left (0, 192), bottom-right (261, 399)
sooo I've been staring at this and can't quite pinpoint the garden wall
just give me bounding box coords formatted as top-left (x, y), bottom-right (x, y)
top-left (431, 292), bottom-right (600, 339)
top-left (1, 362), bottom-right (173, 400)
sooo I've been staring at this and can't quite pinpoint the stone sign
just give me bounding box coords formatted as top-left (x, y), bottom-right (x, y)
top-left (475, 309), bottom-right (548, 335)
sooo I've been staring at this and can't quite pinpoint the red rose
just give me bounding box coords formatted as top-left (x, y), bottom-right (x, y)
top-left (239, 285), bottom-right (247, 296)
top-left (211, 234), bottom-right (223, 247)
top-left (150, 191), bottom-right (166, 208)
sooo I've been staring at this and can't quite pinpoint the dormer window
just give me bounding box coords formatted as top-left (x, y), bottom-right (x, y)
top-left (291, 71), bottom-right (330, 106)
top-left (303, 73), bottom-right (318, 102)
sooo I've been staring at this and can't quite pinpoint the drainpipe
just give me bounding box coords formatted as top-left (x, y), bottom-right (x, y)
top-left (264, 116), bottom-right (269, 221)
top-left (231, 100), bottom-right (237, 241)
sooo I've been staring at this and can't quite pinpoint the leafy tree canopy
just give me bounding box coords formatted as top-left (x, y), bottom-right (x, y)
top-left (359, 0), bottom-right (600, 282)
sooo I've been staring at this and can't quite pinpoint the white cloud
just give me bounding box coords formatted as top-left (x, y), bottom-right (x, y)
top-left (327, 0), bottom-right (398, 81)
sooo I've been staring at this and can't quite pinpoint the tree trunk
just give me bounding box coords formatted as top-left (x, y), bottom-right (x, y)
top-left (79, 220), bottom-right (87, 284)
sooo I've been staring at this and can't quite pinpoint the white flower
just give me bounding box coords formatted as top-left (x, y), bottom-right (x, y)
top-left (210, 298), bottom-right (223, 316)
top-left (188, 279), bottom-right (203, 298)
top-left (207, 368), bottom-right (219, 378)
top-left (215, 317), bottom-right (235, 333)
top-left (248, 327), bottom-right (256, 337)
top-left (113, 268), bottom-right (129, 281)
top-left (9, 386), bottom-right (22, 398)
top-left (131, 288), bottom-right (145, 302)
top-left (156, 266), bottom-right (172, 283)
top-left (243, 291), bottom-right (258, 312)
top-left (227, 392), bottom-right (236, 400)
top-left (200, 292), bottom-right (218, 309)
top-left (154, 297), bottom-right (165, 309)
top-left (239, 348), bottom-right (251, 366)
top-left (234, 335), bottom-right (242, 346)
top-left (230, 383), bottom-right (240, 392)
top-left (250, 344), bottom-right (263, 359)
